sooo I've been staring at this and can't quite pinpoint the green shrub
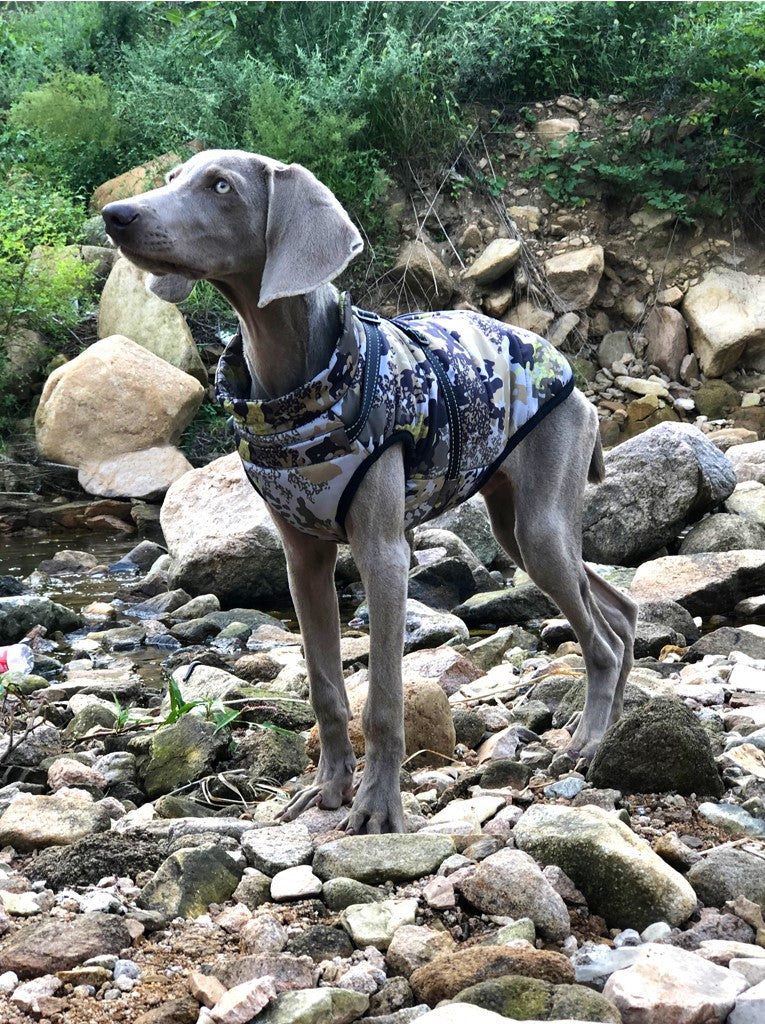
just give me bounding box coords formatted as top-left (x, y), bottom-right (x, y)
top-left (8, 70), bottom-right (122, 190)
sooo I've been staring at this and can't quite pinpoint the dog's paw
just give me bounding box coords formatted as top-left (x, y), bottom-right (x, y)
top-left (277, 774), bottom-right (354, 823)
top-left (341, 787), bottom-right (406, 835)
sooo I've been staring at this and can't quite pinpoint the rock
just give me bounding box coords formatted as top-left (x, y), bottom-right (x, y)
top-left (582, 423), bottom-right (736, 564)
top-left (78, 445), bottom-right (192, 499)
top-left (598, 331), bottom-right (633, 368)
top-left (454, 583), bottom-right (558, 627)
top-left (160, 453), bottom-right (290, 606)
top-left (137, 846), bottom-right (243, 919)
top-left (544, 246), bottom-right (604, 312)
top-left (0, 913), bottom-right (132, 978)
top-left (630, 550), bottom-right (765, 617)
top-left (630, 206), bottom-right (677, 232)
top-left (314, 834), bottom-right (456, 884)
top-left (258, 988), bottom-right (369, 1024)
top-left (132, 715), bottom-right (228, 798)
top-left (729, 441), bottom-right (765, 485)
top-left (680, 513), bottom-right (765, 555)
top-left (241, 823), bottom-right (313, 875)
top-left (9, 974), bottom-right (62, 1014)
top-left (727, 481), bottom-right (765, 526)
top-left (136, 997), bottom-right (200, 1024)
top-left (453, 709), bottom-right (487, 749)
top-left (386, 925), bottom-right (454, 978)
top-left (643, 305), bottom-right (689, 380)
top-left (507, 205), bottom-right (542, 232)
top-left (285, 924), bottom-right (354, 961)
top-left (0, 595), bottom-right (81, 644)
top-left (698, 802), bottom-right (765, 838)
top-left (232, 871), bottom-right (273, 911)
top-left (547, 312), bottom-right (581, 349)
top-left (682, 268), bottom-right (765, 377)
top-left (410, 946), bottom-right (574, 1005)
top-left (390, 242), bottom-right (453, 304)
top-left (695, 379), bottom-right (742, 420)
top-left (505, 302), bottom-right (555, 338)
top-left (190, 969), bottom-right (228, 1008)
top-left (463, 240), bottom-right (522, 285)
top-left (514, 804), bottom-right (697, 931)
top-left (239, 727), bottom-right (308, 784)
top-left (210, 976), bottom-right (277, 1023)
top-left (47, 757), bottom-right (107, 792)
top-left (323, 877), bottom-right (385, 912)
top-left (92, 150), bottom-right (190, 209)
top-left (689, 848), bottom-right (765, 912)
top-left (29, 831), bottom-right (166, 887)
top-left (603, 942), bottom-right (747, 1023)
top-left (214, 953), bottom-right (314, 993)
top-left (430, 497), bottom-right (499, 566)
top-left (587, 698), bottom-right (724, 797)
top-left (341, 898), bottom-right (418, 950)
top-left (454, 975), bottom-right (621, 1023)
top-left (401, 648), bottom-right (484, 696)
top-left (0, 793), bottom-right (113, 851)
top-left (271, 865), bottom-right (323, 901)
top-left (35, 335), bottom-right (204, 467)
top-left (730, 978), bottom-right (765, 1024)
top-left (99, 257), bottom-right (207, 383)
top-left (537, 118), bottom-right (581, 147)
top-left (685, 625), bottom-right (765, 661)
top-left (408, 557), bottom-right (477, 609)
top-left (460, 849), bottom-right (570, 942)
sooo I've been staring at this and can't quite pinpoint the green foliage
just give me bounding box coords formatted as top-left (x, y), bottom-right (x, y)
top-left (8, 70), bottom-right (121, 189)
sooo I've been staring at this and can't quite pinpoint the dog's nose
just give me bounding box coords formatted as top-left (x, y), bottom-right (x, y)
top-left (102, 201), bottom-right (141, 235)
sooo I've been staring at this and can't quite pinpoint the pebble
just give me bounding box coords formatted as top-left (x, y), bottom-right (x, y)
top-left (0, 970), bottom-right (19, 994)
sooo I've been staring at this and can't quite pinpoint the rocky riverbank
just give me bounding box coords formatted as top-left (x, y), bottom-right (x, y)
top-left (2, 416), bottom-right (765, 1024)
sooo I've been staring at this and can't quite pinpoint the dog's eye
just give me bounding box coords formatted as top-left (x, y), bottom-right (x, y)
top-left (214, 179), bottom-right (231, 194)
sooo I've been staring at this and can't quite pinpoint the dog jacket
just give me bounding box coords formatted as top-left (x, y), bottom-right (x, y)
top-left (216, 294), bottom-right (574, 542)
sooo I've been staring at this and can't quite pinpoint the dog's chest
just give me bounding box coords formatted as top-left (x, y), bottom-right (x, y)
top-left (216, 304), bottom-right (573, 541)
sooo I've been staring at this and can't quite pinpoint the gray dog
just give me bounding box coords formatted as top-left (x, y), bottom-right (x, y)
top-left (103, 149), bottom-right (637, 834)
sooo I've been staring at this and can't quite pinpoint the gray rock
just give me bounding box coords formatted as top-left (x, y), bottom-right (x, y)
top-left (131, 715), bottom-right (227, 799)
top-left (453, 974), bottom-right (621, 1023)
top-left (354, 600), bottom-right (469, 652)
top-left (685, 626), bottom-right (765, 662)
top-left (137, 846), bottom-right (243, 919)
top-left (0, 794), bottom-right (113, 852)
top-left (698, 802), bottom-right (765, 838)
top-left (460, 848), bottom-right (570, 942)
top-left (341, 898), bottom-right (418, 949)
top-left (0, 596), bottom-right (81, 644)
top-left (213, 951), bottom-right (313, 991)
top-left (237, 727), bottom-right (308, 784)
top-left (0, 913), bottom-right (132, 978)
top-left (232, 870), bottom-right (273, 910)
top-left (322, 877), bottom-right (385, 911)
top-left (587, 698), bottom-right (724, 797)
top-left (452, 710), bottom-right (486, 749)
top-left (514, 803), bottom-right (697, 931)
top-left (241, 822), bottom-right (313, 875)
top-left (680, 513), bottom-right (765, 555)
top-left (631, 550), bottom-right (765, 618)
top-left (598, 331), bottom-right (633, 369)
top-left (407, 557), bottom-right (477, 610)
top-left (583, 423), bottom-right (736, 565)
top-left (29, 831), bottom-right (166, 888)
top-left (637, 599), bottom-right (700, 644)
top-left (314, 834), bottom-right (456, 885)
top-left (453, 582), bottom-right (558, 627)
top-left (430, 496), bottom-right (499, 566)
top-left (258, 988), bottom-right (369, 1024)
top-left (285, 924), bottom-right (354, 961)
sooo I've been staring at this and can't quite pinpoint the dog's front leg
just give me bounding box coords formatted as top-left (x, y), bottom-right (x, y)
top-left (344, 446), bottom-right (408, 834)
top-left (271, 517), bottom-right (357, 820)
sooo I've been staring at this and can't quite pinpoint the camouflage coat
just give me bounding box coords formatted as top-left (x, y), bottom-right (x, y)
top-left (215, 294), bottom-right (574, 542)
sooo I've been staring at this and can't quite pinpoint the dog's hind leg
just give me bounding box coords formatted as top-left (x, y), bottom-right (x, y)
top-left (485, 390), bottom-right (628, 757)
top-left (583, 564), bottom-right (638, 725)
top-left (272, 520), bottom-right (357, 820)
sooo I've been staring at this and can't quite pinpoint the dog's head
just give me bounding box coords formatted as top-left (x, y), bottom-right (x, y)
top-left (102, 149), bottom-right (363, 306)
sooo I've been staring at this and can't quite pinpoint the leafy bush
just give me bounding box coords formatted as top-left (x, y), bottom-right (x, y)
top-left (8, 70), bottom-right (121, 189)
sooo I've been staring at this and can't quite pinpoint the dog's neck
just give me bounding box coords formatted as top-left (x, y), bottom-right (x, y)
top-left (214, 277), bottom-right (339, 399)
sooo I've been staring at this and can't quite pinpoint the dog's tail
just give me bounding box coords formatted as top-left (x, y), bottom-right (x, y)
top-left (588, 432), bottom-right (606, 484)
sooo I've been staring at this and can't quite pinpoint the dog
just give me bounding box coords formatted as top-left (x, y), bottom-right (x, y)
top-left (103, 149), bottom-right (637, 834)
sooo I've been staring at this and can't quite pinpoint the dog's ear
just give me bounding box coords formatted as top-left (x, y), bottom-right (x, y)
top-left (146, 273), bottom-right (196, 304)
top-left (259, 163), bottom-right (363, 308)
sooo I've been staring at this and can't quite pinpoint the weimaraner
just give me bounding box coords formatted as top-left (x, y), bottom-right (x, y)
top-left (102, 149), bottom-right (637, 834)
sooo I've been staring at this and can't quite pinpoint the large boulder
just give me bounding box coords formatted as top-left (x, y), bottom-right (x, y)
top-left (682, 267), bottom-right (765, 377)
top-left (513, 804), bottom-right (697, 931)
top-left (98, 258), bottom-right (207, 383)
top-left (643, 305), bottom-right (688, 380)
top-left (0, 595), bottom-right (81, 644)
top-left (582, 423), bottom-right (736, 564)
top-left (679, 513), bottom-right (765, 555)
top-left (160, 453), bottom-right (290, 607)
top-left (91, 149), bottom-right (190, 210)
top-left (78, 445), bottom-right (192, 499)
top-left (728, 441), bottom-right (765, 485)
top-left (35, 335), bottom-right (204, 468)
top-left (630, 549), bottom-right (765, 617)
top-left (543, 245), bottom-right (604, 312)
